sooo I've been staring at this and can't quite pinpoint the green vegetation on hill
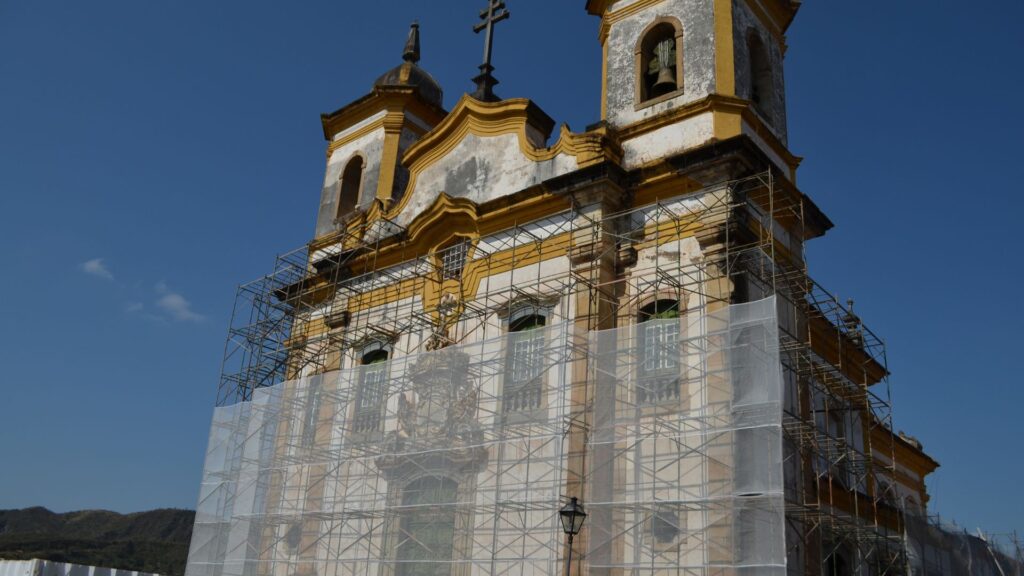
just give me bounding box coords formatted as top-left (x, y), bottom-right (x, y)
top-left (0, 507), bottom-right (194, 576)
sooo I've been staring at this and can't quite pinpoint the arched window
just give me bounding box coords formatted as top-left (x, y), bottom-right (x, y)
top-left (747, 31), bottom-right (773, 115)
top-left (638, 299), bottom-right (681, 404)
top-left (396, 476), bottom-right (458, 576)
top-left (503, 307), bottom-right (547, 415)
top-left (636, 20), bottom-right (683, 104)
top-left (353, 345), bottom-right (388, 434)
top-left (337, 155), bottom-right (364, 218)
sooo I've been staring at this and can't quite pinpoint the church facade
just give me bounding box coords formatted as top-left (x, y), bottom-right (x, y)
top-left (186, 2), bottom-right (947, 575)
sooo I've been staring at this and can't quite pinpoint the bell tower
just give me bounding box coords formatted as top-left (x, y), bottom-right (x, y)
top-left (314, 23), bottom-right (448, 239)
top-left (586, 0), bottom-right (801, 178)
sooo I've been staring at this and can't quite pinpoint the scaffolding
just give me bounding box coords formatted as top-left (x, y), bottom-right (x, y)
top-left (191, 171), bottom-right (946, 575)
top-left (903, 514), bottom-right (1023, 575)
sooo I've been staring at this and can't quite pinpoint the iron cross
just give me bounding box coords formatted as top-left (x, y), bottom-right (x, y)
top-left (474, 0), bottom-right (510, 71)
top-left (471, 0), bottom-right (510, 101)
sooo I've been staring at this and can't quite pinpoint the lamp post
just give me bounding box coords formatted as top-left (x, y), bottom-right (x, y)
top-left (559, 497), bottom-right (587, 576)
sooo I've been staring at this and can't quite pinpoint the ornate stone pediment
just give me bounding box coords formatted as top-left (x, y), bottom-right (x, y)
top-left (379, 96), bottom-right (621, 231)
top-left (377, 348), bottom-right (488, 477)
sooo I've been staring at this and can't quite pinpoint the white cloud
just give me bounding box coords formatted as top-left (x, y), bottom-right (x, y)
top-left (81, 258), bottom-right (114, 281)
top-left (124, 301), bottom-right (144, 313)
top-left (156, 291), bottom-right (205, 322)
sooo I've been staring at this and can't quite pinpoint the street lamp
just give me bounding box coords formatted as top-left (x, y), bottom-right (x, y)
top-left (559, 497), bottom-right (587, 576)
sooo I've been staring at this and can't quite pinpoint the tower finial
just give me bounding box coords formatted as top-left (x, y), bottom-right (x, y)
top-left (403, 21), bottom-right (421, 63)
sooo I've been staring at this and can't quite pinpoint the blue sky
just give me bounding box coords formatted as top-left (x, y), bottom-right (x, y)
top-left (1, 0), bottom-right (1021, 536)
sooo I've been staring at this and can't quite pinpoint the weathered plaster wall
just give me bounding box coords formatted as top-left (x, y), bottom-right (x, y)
top-left (732, 0), bottom-right (788, 143)
top-left (395, 132), bottom-right (578, 229)
top-left (621, 112), bottom-right (715, 168)
top-left (315, 117), bottom-right (387, 237)
top-left (605, 0), bottom-right (717, 128)
top-left (392, 126), bottom-right (420, 204)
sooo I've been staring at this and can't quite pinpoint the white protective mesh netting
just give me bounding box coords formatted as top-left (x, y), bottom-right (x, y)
top-left (186, 297), bottom-right (784, 576)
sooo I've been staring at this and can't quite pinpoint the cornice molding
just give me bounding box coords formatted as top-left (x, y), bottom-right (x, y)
top-left (320, 86), bottom-right (448, 142)
top-left (741, 0), bottom-right (787, 49)
top-left (325, 116), bottom-right (387, 158)
top-left (593, 0), bottom-right (667, 44)
top-left (747, 0), bottom-right (801, 34)
top-left (585, 0), bottom-right (613, 16)
top-left (614, 94), bottom-right (801, 173)
top-left (606, 0), bottom-right (665, 25)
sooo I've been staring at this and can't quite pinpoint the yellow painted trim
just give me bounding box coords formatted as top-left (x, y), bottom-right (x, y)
top-left (714, 0), bottom-right (736, 96)
top-left (321, 87), bottom-right (447, 143)
top-left (585, 0), bottom-right (614, 16)
top-left (374, 112), bottom-right (405, 202)
top-left (612, 93), bottom-right (800, 173)
top-left (346, 231), bottom-right (574, 321)
top-left (384, 96), bottom-right (621, 221)
top-left (343, 190), bottom-right (571, 272)
top-left (605, 0), bottom-right (667, 27)
top-left (319, 106), bottom-right (799, 257)
top-left (713, 107), bottom-right (743, 141)
top-left (323, 185), bottom-right (707, 321)
top-left (325, 117), bottom-right (386, 158)
top-left (343, 221), bottom-right (710, 321)
top-left (402, 96), bottom-right (553, 167)
top-left (310, 172), bottom-right (827, 329)
top-left (375, 132), bottom-right (401, 202)
top-left (325, 111), bottom-right (434, 159)
top-left (597, 0), bottom-right (671, 45)
top-left (404, 194), bottom-right (481, 252)
top-left (633, 173), bottom-right (703, 206)
top-left (344, 218), bottom-right (708, 321)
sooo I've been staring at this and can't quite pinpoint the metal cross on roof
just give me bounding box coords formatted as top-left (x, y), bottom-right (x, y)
top-left (471, 0), bottom-right (510, 102)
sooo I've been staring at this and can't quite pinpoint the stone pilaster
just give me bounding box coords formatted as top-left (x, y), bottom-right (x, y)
top-left (560, 177), bottom-right (626, 576)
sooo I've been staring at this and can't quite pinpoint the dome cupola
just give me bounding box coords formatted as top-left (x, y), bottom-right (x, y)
top-left (374, 22), bottom-right (444, 107)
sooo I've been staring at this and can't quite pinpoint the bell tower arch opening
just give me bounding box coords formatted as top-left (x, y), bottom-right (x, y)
top-left (635, 18), bottom-right (683, 104)
top-left (337, 154), bottom-right (365, 219)
top-left (746, 30), bottom-right (774, 120)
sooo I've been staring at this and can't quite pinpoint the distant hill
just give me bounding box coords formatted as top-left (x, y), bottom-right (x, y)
top-left (0, 507), bottom-right (194, 576)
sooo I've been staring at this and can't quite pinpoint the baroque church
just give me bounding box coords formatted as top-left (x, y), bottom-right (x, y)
top-left (185, 2), bottom-right (952, 575)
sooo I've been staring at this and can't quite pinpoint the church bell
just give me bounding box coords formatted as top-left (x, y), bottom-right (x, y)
top-left (652, 66), bottom-right (676, 95)
top-left (650, 39), bottom-right (677, 96)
